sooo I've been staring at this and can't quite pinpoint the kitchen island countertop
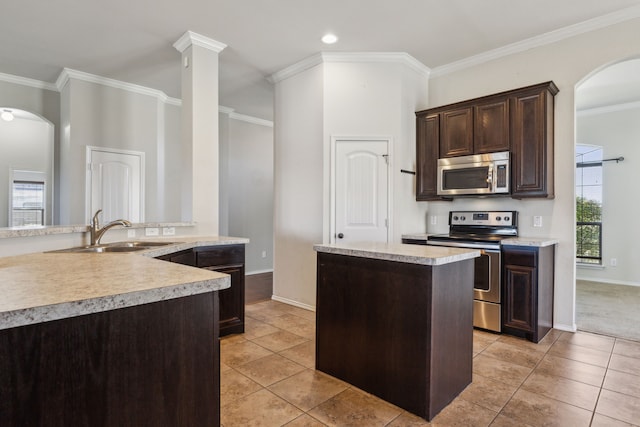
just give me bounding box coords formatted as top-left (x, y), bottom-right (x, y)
top-left (0, 235), bottom-right (250, 331)
top-left (313, 241), bottom-right (479, 266)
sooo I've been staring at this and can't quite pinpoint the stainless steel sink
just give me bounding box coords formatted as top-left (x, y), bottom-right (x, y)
top-left (48, 241), bottom-right (177, 253)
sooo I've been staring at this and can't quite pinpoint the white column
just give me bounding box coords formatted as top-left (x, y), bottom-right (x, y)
top-left (174, 31), bottom-right (226, 234)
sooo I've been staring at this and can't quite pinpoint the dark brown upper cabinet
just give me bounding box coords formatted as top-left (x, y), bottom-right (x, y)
top-left (440, 107), bottom-right (474, 157)
top-left (416, 113), bottom-right (442, 201)
top-left (510, 83), bottom-right (558, 199)
top-left (415, 81), bottom-right (558, 200)
top-left (474, 97), bottom-right (510, 154)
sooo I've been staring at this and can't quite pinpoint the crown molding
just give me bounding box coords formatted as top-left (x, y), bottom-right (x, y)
top-left (218, 105), bottom-right (273, 127)
top-left (55, 68), bottom-right (182, 105)
top-left (431, 4), bottom-right (640, 78)
top-left (268, 52), bottom-right (430, 84)
top-left (229, 112), bottom-right (274, 128)
top-left (577, 100), bottom-right (640, 117)
top-left (0, 71), bottom-right (58, 91)
top-left (173, 31), bottom-right (227, 53)
top-left (268, 53), bottom-right (324, 84)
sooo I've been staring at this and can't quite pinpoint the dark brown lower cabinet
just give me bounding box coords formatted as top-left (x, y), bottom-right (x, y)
top-left (157, 244), bottom-right (245, 337)
top-left (316, 252), bottom-right (474, 421)
top-left (0, 293), bottom-right (220, 427)
top-left (502, 245), bottom-right (555, 343)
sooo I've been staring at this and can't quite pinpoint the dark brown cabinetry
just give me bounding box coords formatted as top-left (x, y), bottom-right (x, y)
top-left (510, 84), bottom-right (557, 198)
top-left (416, 114), bottom-right (441, 200)
top-left (440, 107), bottom-right (473, 157)
top-left (316, 251), bottom-right (474, 420)
top-left (502, 244), bottom-right (555, 343)
top-left (415, 81), bottom-right (558, 200)
top-left (158, 245), bottom-right (245, 337)
top-left (0, 293), bottom-right (221, 426)
top-left (474, 98), bottom-right (510, 154)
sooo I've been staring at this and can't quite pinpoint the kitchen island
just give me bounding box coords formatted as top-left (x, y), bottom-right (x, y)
top-left (0, 251), bottom-right (230, 427)
top-left (314, 242), bottom-right (480, 421)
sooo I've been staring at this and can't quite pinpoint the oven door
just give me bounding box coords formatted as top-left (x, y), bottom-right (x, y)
top-left (474, 249), bottom-right (500, 303)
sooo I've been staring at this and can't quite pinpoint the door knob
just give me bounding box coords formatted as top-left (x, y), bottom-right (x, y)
top-left (337, 233), bottom-right (344, 239)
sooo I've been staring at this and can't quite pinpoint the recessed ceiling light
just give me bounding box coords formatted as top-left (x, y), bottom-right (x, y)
top-left (322, 34), bottom-right (338, 44)
top-left (1, 109), bottom-right (14, 122)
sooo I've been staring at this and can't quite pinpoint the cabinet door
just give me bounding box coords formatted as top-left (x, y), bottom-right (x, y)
top-left (196, 245), bottom-right (246, 336)
top-left (474, 98), bottom-right (509, 154)
top-left (511, 84), bottom-right (556, 198)
top-left (205, 264), bottom-right (245, 336)
top-left (416, 113), bottom-right (440, 201)
top-left (440, 107), bottom-right (473, 157)
top-left (502, 248), bottom-right (537, 333)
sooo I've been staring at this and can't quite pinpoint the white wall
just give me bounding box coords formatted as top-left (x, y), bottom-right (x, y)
top-left (273, 57), bottom-right (429, 309)
top-left (273, 64), bottom-right (325, 308)
top-left (576, 105), bottom-right (640, 286)
top-left (58, 78), bottom-right (183, 225)
top-left (426, 17), bottom-right (640, 331)
top-left (220, 113), bottom-right (274, 273)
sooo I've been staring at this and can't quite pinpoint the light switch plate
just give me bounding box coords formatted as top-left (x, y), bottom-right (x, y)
top-left (162, 227), bottom-right (175, 236)
top-left (127, 229), bottom-right (136, 238)
top-left (430, 216), bottom-right (437, 225)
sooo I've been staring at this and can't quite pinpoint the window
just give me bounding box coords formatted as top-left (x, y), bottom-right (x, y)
top-left (575, 145), bottom-right (602, 264)
top-left (10, 170), bottom-right (47, 227)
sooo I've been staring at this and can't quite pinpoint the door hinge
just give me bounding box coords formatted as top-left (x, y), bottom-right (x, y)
top-left (385, 218), bottom-right (388, 228)
top-left (382, 154), bottom-right (389, 165)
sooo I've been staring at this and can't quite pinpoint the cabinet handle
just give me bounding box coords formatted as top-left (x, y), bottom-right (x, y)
top-left (337, 233), bottom-right (344, 239)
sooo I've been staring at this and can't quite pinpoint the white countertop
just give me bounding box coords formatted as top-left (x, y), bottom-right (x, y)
top-left (501, 237), bottom-right (559, 247)
top-left (401, 233), bottom-right (558, 248)
top-left (314, 242), bottom-right (480, 266)
top-left (0, 236), bottom-right (249, 331)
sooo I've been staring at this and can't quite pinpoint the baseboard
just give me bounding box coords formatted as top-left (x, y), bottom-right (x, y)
top-left (246, 269), bottom-right (274, 276)
top-left (576, 277), bottom-right (640, 287)
top-left (271, 295), bottom-right (316, 312)
top-left (553, 322), bottom-right (577, 333)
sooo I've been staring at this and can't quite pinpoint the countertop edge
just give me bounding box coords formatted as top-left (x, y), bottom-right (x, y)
top-left (313, 243), bottom-right (479, 266)
top-left (1, 275), bottom-right (230, 331)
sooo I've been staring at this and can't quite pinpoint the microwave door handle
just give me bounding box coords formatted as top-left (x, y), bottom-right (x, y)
top-left (487, 166), bottom-right (493, 190)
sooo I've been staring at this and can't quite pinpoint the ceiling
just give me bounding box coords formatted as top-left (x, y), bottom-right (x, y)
top-left (2, 0), bottom-right (640, 120)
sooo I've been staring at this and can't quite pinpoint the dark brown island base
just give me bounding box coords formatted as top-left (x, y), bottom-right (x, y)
top-left (0, 252), bottom-right (230, 427)
top-left (314, 242), bottom-right (480, 421)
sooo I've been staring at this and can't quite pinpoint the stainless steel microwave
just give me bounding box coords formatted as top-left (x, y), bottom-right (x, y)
top-left (437, 151), bottom-right (510, 196)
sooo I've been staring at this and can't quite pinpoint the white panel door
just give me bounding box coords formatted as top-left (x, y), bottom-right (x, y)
top-left (87, 148), bottom-right (144, 223)
top-left (335, 140), bottom-right (388, 243)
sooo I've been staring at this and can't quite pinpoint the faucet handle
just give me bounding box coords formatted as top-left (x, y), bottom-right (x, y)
top-left (92, 209), bottom-right (103, 226)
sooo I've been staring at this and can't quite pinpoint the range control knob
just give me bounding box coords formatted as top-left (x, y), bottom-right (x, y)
top-left (453, 216), bottom-right (459, 221)
top-left (504, 216), bottom-right (510, 222)
top-left (460, 216), bottom-right (466, 221)
top-left (496, 216), bottom-right (502, 221)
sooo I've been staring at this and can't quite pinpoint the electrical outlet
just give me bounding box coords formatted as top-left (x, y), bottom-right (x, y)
top-left (261, 250), bottom-right (267, 258)
top-left (145, 227), bottom-right (159, 236)
top-left (611, 258), bottom-right (617, 267)
top-left (127, 229), bottom-right (136, 238)
top-left (162, 227), bottom-right (175, 236)
top-left (533, 216), bottom-right (543, 227)
top-left (430, 216), bottom-right (437, 225)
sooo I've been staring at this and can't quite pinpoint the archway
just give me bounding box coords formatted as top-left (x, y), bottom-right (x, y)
top-left (0, 107), bottom-right (55, 227)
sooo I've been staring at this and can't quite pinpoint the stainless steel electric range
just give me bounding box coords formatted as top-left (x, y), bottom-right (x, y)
top-left (427, 211), bottom-right (518, 332)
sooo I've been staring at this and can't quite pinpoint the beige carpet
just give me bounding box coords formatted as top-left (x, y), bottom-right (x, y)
top-left (576, 280), bottom-right (640, 342)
